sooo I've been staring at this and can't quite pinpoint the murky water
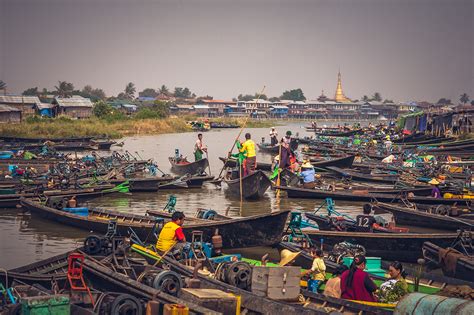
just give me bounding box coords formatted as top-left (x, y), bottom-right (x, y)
top-left (0, 121), bottom-right (381, 269)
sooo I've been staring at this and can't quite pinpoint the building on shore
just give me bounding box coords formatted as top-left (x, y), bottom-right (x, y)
top-left (52, 96), bottom-right (93, 119)
top-left (0, 105), bottom-right (22, 123)
top-left (0, 95), bottom-right (42, 117)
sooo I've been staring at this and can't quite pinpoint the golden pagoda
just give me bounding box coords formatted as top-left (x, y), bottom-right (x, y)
top-left (334, 71), bottom-right (351, 102)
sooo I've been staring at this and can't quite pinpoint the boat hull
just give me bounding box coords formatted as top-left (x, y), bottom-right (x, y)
top-left (224, 170), bottom-right (272, 200)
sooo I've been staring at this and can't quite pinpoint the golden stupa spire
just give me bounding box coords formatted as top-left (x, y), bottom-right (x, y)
top-left (334, 71), bottom-right (351, 102)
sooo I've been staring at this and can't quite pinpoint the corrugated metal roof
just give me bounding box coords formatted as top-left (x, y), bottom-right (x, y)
top-left (55, 96), bottom-right (93, 108)
top-left (0, 104), bottom-right (21, 112)
top-left (37, 103), bottom-right (54, 110)
top-left (0, 95), bottom-right (41, 105)
top-left (193, 105), bottom-right (210, 109)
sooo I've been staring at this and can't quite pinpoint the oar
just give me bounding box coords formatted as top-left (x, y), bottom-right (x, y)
top-left (102, 181), bottom-right (130, 193)
top-left (210, 85), bottom-right (266, 185)
top-left (205, 151), bottom-right (212, 176)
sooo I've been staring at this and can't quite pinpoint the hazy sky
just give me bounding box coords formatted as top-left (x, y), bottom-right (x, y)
top-left (1, 0), bottom-right (473, 102)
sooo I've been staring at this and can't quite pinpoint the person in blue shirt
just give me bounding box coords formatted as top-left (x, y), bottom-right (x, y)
top-left (299, 161), bottom-right (316, 189)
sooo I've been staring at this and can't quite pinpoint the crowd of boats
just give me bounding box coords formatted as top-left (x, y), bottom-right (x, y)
top-left (0, 124), bottom-right (473, 314)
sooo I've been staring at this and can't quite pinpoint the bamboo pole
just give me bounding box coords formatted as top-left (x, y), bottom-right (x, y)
top-left (215, 86), bottom-right (266, 181)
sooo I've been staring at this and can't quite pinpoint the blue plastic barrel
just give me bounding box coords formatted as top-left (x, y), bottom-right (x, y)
top-left (395, 293), bottom-right (474, 315)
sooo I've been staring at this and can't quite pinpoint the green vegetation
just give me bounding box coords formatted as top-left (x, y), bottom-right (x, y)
top-left (280, 88), bottom-right (305, 101)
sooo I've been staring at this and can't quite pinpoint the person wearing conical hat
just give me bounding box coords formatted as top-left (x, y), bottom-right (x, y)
top-left (429, 178), bottom-right (441, 198)
top-left (299, 160), bottom-right (316, 189)
top-left (279, 249), bottom-right (301, 266)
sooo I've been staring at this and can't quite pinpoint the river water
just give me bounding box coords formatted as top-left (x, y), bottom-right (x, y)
top-left (0, 122), bottom-right (380, 269)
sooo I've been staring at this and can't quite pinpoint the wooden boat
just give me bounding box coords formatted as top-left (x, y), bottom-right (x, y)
top-left (168, 157), bottom-right (209, 175)
top-left (372, 202), bottom-right (474, 231)
top-left (3, 250), bottom-right (216, 314)
top-left (0, 186), bottom-right (117, 208)
top-left (20, 199), bottom-right (290, 248)
top-left (1, 142), bottom-right (97, 151)
top-left (308, 155), bottom-right (356, 169)
top-left (278, 241), bottom-right (474, 289)
top-left (300, 229), bottom-right (471, 262)
top-left (419, 142), bottom-right (474, 153)
top-left (209, 122), bottom-right (239, 128)
top-left (0, 135), bottom-right (95, 143)
top-left (224, 170), bottom-right (272, 200)
top-left (257, 139), bottom-right (299, 154)
top-left (315, 129), bottom-right (362, 137)
top-left (277, 185), bottom-right (472, 206)
top-left (326, 166), bottom-right (400, 184)
top-left (132, 245), bottom-right (392, 315)
top-left (422, 241), bottom-right (474, 282)
top-left (106, 175), bottom-right (213, 191)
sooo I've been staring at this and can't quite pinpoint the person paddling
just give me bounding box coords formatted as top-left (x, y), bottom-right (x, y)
top-left (269, 127), bottom-right (278, 146)
top-left (236, 133), bottom-right (256, 176)
top-left (194, 133), bottom-right (207, 161)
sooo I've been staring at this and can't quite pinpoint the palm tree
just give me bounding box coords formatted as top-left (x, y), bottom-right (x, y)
top-left (159, 85), bottom-right (170, 96)
top-left (54, 81), bottom-right (75, 98)
top-left (125, 82), bottom-right (136, 99)
top-left (0, 80), bottom-right (7, 95)
top-left (460, 93), bottom-right (469, 105)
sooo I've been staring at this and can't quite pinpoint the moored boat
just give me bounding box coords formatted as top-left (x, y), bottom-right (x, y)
top-left (169, 157), bottom-right (209, 176)
top-left (372, 202), bottom-right (474, 231)
top-left (20, 198), bottom-right (290, 248)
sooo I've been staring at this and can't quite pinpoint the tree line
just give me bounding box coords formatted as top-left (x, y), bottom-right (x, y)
top-left (0, 79), bottom-right (472, 105)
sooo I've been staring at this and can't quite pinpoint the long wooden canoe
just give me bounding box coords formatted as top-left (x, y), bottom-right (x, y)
top-left (169, 157), bottom-right (209, 176)
top-left (20, 199), bottom-right (289, 248)
top-left (301, 229), bottom-right (471, 262)
top-left (276, 185), bottom-right (472, 206)
top-left (422, 241), bottom-right (474, 283)
top-left (372, 202), bottom-right (474, 231)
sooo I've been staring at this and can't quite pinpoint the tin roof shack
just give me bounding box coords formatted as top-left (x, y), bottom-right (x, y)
top-left (53, 96), bottom-right (93, 119)
top-left (0, 95), bottom-right (41, 117)
top-left (0, 105), bottom-right (22, 123)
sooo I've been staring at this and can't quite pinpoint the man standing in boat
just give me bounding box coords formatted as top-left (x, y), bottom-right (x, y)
top-left (237, 133), bottom-right (256, 176)
top-left (194, 133), bottom-right (207, 161)
top-left (269, 127), bottom-right (278, 146)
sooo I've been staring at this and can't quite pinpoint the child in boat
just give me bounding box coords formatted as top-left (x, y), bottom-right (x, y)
top-left (302, 248), bottom-right (326, 292)
top-left (355, 204), bottom-right (376, 232)
top-left (378, 261), bottom-right (409, 303)
top-left (323, 264), bottom-right (348, 298)
top-left (340, 255), bottom-right (378, 302)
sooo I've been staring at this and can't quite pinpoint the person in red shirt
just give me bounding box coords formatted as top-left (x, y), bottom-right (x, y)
top-left (340, 255), bottom-right (377, 302)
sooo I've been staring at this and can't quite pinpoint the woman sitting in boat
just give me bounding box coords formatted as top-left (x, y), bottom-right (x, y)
top-left (429, 178), bottom-right (442, 198)
top-left (299, 161), bottom-right (316, 189)
top-left (340, 255), bottom-right (378, 302)
top-left (323, 264), bottom-right (348, 298)
top-left (377, 261), bottom-right (409, 303)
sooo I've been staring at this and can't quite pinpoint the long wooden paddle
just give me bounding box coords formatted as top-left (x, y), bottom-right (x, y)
top-left (210, 85), bottom-right (266, 186)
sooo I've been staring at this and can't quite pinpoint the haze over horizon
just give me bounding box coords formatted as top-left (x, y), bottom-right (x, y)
top-left (1, 0), bottom-right (473, 103)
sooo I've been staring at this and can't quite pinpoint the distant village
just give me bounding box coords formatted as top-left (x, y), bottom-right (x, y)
top-left (0, 73), bottom-right (472, 123)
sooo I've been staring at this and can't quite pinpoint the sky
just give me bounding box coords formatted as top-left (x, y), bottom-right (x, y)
top-left (1, 0), bottom-right (473, 102)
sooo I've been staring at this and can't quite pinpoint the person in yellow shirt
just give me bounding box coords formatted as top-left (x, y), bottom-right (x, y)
top-left (156, 211), bottom-right (186, 253)
top-left (302, 248), bottom-right (326, 293)
top-left (239, 133), bottom-right (256, 176)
